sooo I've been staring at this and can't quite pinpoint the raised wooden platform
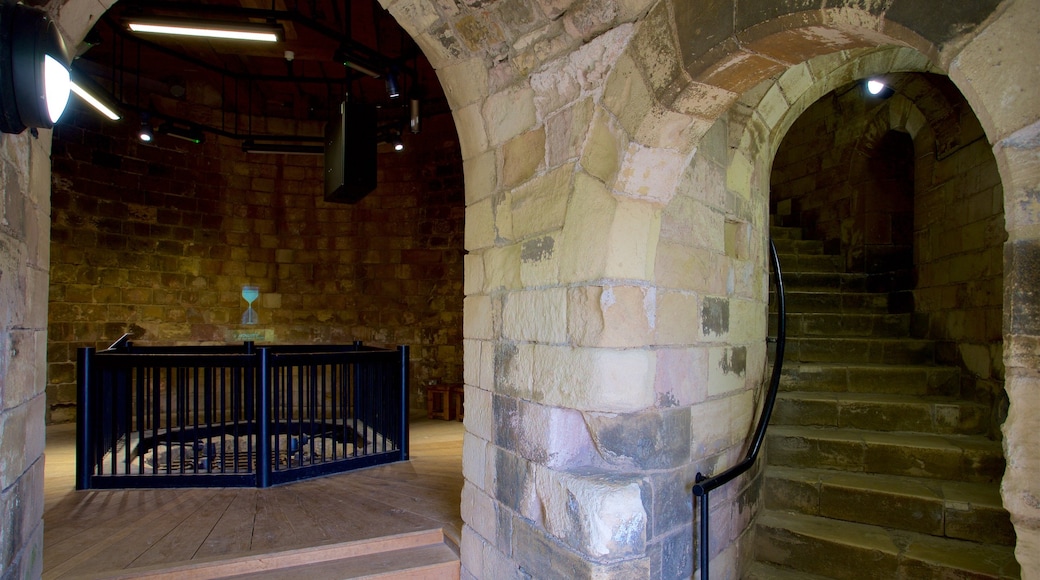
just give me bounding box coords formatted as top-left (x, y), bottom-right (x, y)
top-left (43, 416), bottom-right (463, 579)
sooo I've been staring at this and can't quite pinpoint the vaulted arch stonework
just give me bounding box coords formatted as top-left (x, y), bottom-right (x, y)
top-left (1, 0), bottom-right (1037, 578)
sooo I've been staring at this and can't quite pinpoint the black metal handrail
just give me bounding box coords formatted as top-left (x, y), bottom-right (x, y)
top-left (692, 239), bottom-right (786, 578)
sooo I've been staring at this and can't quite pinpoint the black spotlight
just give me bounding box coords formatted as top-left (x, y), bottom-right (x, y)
top-left (0, 1), bottom-right (72, 134)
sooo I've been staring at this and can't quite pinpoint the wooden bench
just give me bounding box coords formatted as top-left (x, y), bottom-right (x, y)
top-left (426, 383), bottom-right (463, 421)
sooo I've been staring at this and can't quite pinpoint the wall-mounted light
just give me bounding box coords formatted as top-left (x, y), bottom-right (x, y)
top-left (124, 17), bottom-right (283, 42)
top-left (392, 134), bottom-right (404, 152)
top-left (0, 2), bottom-right (72, 134)
top-left (242, 140), bottom-right (323, 155)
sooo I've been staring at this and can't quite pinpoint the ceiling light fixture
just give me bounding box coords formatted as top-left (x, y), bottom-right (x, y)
top-left (138, 116), bottom-right (153, 142)
top-left (242, 141), bottom-right (323, 155)
top-left (333, 45), bottom-right (381, 79)
top-left (0, 2), bottom-right (72, 134)
top-left (866, 79), bottom-right (886, 95)
top-left (158, 122), bottom-right (204, 144)
top-left (69, 72), bottom-right (121, 121)
top-left (125, 17), bottom-right (283, 42)
top-left (386, 68), bottom-right (400, 99)
top-left (409, 97), bottom-right (421, 134)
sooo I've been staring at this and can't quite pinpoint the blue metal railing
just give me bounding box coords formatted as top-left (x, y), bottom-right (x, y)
top-left (76, 341), bottom-right (409, 489)
top-left (692, 239), bottom-right (786, 577)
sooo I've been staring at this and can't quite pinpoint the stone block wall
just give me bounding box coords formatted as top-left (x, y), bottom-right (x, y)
top-left (0, 130), bottom-right (50, 580)
top-left (771, 74), bottom-right (1005, 430)
top-left (46, 110), bottom-right (464, 423)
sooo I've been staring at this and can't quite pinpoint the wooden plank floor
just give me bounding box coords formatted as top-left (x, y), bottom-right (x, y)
top-left (43, 416), bottom-right (464, 579)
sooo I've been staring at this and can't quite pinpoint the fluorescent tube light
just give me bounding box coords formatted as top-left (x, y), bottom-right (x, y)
top-left (242, 141), bottom-right (323, 155)
top-left (126, 18), bottom-right (282, 42)
top-left (70, 81), bottom-right (121, 120)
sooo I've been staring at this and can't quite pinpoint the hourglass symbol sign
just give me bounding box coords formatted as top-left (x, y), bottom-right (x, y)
top-left (241, 285), bottom-right (259, 325)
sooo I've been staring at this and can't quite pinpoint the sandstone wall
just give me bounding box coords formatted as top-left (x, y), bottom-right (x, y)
top-left (46, 110), bottom-right (465, 423)
top-left (0, 130), bottom-right (50, 579)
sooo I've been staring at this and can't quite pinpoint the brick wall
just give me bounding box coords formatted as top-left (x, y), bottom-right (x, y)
top-left (47, 110), bottom-right (464, 423)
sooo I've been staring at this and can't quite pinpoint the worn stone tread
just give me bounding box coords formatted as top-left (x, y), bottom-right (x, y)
top-left (766, 425), bottom-right (1005, 482)
top-left (773, 391), bottom-right (989, 434)
top-left (763, 466), bottom-right (1016, 544)
top-left (756, 511), bottom-right (1020, 579)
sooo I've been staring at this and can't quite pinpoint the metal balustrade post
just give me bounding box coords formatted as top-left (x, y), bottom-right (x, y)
top-left (399, 345), bottom-right (409, 461)
top-left (76, 347), bottom-right (95, 490)
top-left (256, 347), bottom-right (271, 488)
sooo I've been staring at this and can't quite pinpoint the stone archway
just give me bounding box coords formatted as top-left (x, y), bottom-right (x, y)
top-left (3, 0), bottom-right (1030, 578)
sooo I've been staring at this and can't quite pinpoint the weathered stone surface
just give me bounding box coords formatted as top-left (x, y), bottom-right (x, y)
top-left (533, 344), bottom-right (656, 412)
top-left (503, 287), bottom-right (567, 343)
top-left (654, 347), bottom-right (708, 408)
top-left (500, 127), bottom-right (545, 188)
top-left (494, 394), bottom-right (598, 469)
top-left (653, 290), bottom-right (700, 345)
top-left (1005, 238), bottom-right (1040, 335)
top-left (503, 163), bottom-right (573, 242)
top-left (581, 107), bottom-right (627, 185)
top-left (586, 407), bottom-right (691, 470)
top-left (533, 468), bottom-right (647, 560)
top-left (615, 142), bottom-right (688, 204)
top-left (483, 86), bottom-right (537, 148)
top-left (546, 98), bottom-right (595, 167)
top-left (464, 149), bottom-right (497, 205)
top-left (568, 284), bottom-right (654, 348)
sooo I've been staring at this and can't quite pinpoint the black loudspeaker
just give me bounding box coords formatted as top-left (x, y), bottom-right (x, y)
top-left (324, 100), bottom-right (377, 204)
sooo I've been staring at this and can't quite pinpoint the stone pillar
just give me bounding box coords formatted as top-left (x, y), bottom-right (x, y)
top-left (0, 129), bottom-right (51, 580)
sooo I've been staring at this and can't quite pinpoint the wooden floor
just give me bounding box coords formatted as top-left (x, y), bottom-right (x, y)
top-left (43, 415), bottom-right (464, 579)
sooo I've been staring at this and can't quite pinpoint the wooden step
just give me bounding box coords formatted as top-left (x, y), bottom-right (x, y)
top-left (755, 511), bottom-right (1020, 579)
top-left (784, 337), bottom-right (936, 365)
top-left (763, 466), bottom-right (1015, 545)
top-left (77, 529), bottom-right (460, 580)
top-left (765, 426), bottom-right (1005, 483)
top-left (773, 391), bottom-right (989, 435)
top-left (778, 363), bottom-right (960, 397)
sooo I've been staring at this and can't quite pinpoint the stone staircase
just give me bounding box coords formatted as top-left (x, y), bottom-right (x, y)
top-left (750, 226), bottom-right (1019, 579)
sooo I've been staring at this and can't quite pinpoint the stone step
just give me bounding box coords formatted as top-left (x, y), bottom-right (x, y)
top-left (763, 466), bottom-right (1015, 546)
top-left (755, 511), bottom-right (1020, 579)
top-left (770, 312), bottom-right (912, 338)
top-left (784, 337), bottom-right (936, 365)
top-left (772, 237), bottom-right (826, 255)
top-left (772, 392), bottom-right (989, 435)
top-left (770, 225), bottom-right (804, 240)
top-left (778, 363), bottom-right (960, 397)
top-left (774, 290), bottom-right (891, 314)
top-left (765, 426), bottom-right (1005, 483)
top-left (776, 253), bottom-right (845, 273)
top-left (773, 270), bottom-right (871, 292)
top-left (745, 562), bottom-right (834, 580)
